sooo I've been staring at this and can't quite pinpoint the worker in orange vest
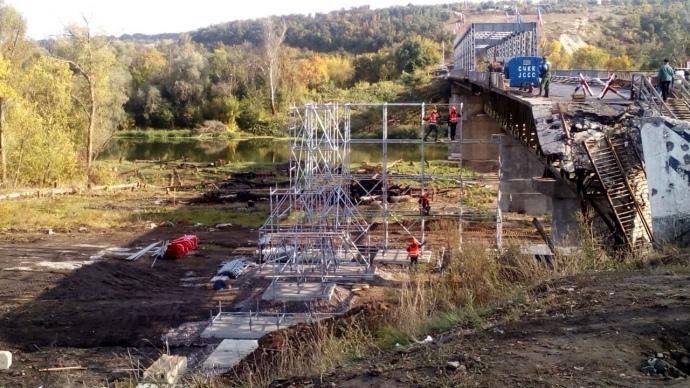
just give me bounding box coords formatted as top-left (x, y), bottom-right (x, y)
top-left (406, 237), bottom-right (426, 270)
top-left (423, 106), bottom-right (439, 142)
top-left (448, 105), bottom-right (459, 141)
top-left (418, 190), bottom-right (430, 216)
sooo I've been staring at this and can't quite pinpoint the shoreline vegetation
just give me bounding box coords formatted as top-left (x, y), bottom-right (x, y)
top-left (112, 128), bottom-right (289, 141)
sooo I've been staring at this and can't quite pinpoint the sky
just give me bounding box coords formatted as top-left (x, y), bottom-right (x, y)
top-left (6, 0), bottom-right (460, 39)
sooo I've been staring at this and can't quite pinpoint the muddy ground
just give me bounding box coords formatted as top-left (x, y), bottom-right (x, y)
top-left (0, 224), bottom-right (258, 387)
top-left (280, 264), bottom-right (690, 387)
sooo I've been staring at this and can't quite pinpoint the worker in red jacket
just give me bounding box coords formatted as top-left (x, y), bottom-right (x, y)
top-left (423, 106), bottom-right (439, 142)
top-left (406, 237), bottom-right (426, 271)
top-left (418, 190), bottom-right (430, 216)
top-left (448, 105), bottom-right (459, 141)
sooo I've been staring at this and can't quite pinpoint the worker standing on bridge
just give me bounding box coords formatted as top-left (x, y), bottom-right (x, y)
top-left (658, 59), bottom-right (674, 102)
top-left (539, 56), bottom-right (551, 98)
top-left (448, 105), bottom-right (459, 141)
top-left (423, 106), bottom-right (439, 142)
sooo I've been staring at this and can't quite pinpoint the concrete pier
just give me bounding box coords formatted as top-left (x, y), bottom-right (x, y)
top-left (531, 177), bottom-right (580, 245)
top-left (499, 136), bottom-right (551, 215)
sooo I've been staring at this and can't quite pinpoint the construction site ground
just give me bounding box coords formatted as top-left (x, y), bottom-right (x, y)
top-left (0, 223), bottom-right (262, 386)
top-left (273, 260), bottom-right (690, 387)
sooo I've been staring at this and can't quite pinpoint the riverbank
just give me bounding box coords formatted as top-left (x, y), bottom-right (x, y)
top-left (113, 128), bottom-right (290, 141)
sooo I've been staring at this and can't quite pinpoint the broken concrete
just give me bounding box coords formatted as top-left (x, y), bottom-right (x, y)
top-left (640, 117), bottom-right (690, 245)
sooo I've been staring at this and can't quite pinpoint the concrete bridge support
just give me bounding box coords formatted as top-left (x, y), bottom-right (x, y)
top-left (640, 117), bottom-right (690, 246)
top-left (531, 177), bottom-right (580, 246)
top-left (449, 85), bottom-right (501, 172)
top-left (498, 135), bottom-right (551, 216)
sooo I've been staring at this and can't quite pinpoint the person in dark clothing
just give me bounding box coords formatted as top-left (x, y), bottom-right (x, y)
top-left (418, 190), bottom-right (430, 216)
top-left (658, 59), bottom-right (674, 102)
top-left (539, 56), bottom-right (551, 98)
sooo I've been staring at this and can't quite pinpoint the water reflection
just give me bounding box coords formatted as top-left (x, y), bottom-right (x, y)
top-left (101, 138), bottom-right (449, 164)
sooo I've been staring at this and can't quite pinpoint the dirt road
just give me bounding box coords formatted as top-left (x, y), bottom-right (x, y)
top-left (281, 265), bottom-right (690, 387)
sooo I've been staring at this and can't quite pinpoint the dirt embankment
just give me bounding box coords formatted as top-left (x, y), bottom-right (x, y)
top-left (271, 265), bottom-right (690, 387)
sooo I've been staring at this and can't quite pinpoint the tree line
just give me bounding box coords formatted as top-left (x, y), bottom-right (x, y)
top-left (2, 0), bottom-right (689, 188)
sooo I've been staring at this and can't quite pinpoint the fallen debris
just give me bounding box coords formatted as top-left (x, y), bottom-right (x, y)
top-left (216, 259), bottom-right (257, 279)
top-left (209, 275), bottom-right (231, 290)
top-left (640, 357), bottom-right (687, 378)
top-left (125, 242), bottom-right (161, 262)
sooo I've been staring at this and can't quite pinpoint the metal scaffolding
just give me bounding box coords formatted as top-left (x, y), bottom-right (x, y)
top-left (259, 103), bottom-right (502, 282)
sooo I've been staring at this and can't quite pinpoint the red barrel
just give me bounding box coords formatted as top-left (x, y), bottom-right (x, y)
top-left (164, 235), bottom-right (199, 259)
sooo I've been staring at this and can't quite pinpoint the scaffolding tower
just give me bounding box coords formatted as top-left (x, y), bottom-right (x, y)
top-left (259, 102), bottom-right (503, 282)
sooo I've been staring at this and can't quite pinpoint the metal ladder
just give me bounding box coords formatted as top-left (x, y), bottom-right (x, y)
top-left (669, 77), bottom-right (690, 120)
top-left (584, 136), bottom-right (654, 251)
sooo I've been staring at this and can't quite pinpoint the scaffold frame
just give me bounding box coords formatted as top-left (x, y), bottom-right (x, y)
top-left (259, 102), bottom-right (503, 282)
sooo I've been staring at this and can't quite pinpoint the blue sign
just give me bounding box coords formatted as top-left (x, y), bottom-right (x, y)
top-left (506, 56), bottom-right (542, 87)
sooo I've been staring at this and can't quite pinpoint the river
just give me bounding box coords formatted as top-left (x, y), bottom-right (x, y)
top-left (101, 138), bottom-right (450, 164)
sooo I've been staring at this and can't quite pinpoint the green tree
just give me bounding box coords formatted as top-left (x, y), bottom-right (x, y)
top-left (394, 36), bottom-right (440, 74)
top-left (541, 39), bottom-right (572, 69)
top-left (605, 55), bottom-right (633, 70)
top-left (0, 2), bottom-right (29, 184)
top-left (52, 22), bottom-right (129, 173)
top-left (572, 46), bottom-right (610, 69)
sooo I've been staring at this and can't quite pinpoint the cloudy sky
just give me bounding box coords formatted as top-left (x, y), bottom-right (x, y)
top-left (6, 0), bottom-right (461, 39)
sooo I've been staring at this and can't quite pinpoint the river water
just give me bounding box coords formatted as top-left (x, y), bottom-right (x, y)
top-left (101, 138), bottom-right (449, 164)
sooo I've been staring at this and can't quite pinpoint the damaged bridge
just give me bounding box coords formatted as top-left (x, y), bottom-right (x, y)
top-left (450, 22), bottom-right (690, 249)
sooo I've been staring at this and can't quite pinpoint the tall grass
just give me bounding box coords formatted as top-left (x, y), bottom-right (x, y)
top-left (205, 228), bottom-right (647, 387)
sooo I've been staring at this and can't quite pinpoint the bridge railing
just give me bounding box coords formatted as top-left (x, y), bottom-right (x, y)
top-left (467, 70), bottom-right (487, 85)
top-left (631, 74), bottom-right (677, 119)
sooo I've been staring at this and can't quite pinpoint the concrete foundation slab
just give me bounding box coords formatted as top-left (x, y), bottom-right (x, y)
top-left (203, 339), bottom-right (259, 371)
top-left (261, 282), bottom-right (336, 302)
top-left (258, 263), bottom-right (373, 278)
top-left (373, 249), bottom-right (432, 265)
top-left (201, 314), bottom-right (325, 340)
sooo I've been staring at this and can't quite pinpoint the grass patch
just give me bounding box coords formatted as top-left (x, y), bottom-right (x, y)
top-left (141, 204), bottom-right (267, 228)
top-left (0, 192), bottom-right (268, 231)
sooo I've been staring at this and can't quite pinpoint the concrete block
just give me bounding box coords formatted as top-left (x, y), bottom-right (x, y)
top-left (0, 351), bottom-right (11, 369)
top-left (142, 355), bottom-right (187, 385)
top-left (203, 339), bottom-right (259, 371)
